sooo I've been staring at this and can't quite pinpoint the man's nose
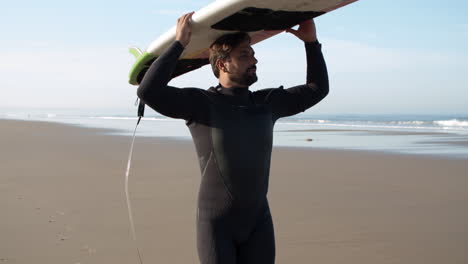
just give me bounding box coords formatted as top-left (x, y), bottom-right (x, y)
top-left (252, 56), bottom-right (258, 65)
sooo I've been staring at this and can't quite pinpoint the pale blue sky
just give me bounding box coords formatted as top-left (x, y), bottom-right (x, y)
top-left (1, 0), bottom-right (467, 114)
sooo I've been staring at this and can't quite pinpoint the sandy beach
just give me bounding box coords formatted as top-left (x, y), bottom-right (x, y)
top-left (1, 119), bottom-right (467, 264)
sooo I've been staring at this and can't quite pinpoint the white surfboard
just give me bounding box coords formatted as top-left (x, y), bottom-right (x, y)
top-left (129, 0), bottom-right (358, 85)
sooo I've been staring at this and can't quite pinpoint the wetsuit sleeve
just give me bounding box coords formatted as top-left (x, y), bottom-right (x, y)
top-left (266, 41), bottom-right (329, 120)
top-left (137, 41), bottom-right (208, 121)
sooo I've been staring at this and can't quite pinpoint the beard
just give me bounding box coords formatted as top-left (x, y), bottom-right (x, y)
top-left (230, 67), bottom-right (258, 86)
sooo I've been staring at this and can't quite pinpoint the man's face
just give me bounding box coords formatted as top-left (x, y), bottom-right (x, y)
top-left (223, 40), bottom-right (258, 87)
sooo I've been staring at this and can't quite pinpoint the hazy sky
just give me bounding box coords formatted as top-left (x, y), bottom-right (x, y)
top-left (1, 0), bottom-right (467, 114)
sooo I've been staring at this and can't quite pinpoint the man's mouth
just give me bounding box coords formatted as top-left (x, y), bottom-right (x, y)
top-left (247, 66), bottom-right (257, 74)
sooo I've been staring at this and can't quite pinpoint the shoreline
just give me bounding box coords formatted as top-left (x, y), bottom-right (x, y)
top-left (2, 118), bottom-right (468, 160)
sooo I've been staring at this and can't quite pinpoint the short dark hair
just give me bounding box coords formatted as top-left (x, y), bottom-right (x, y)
top-left (209, 32), bottom-right (251, 78)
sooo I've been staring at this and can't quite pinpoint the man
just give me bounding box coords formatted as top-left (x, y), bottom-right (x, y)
top-left (137, 12), bottom-right (328, 264)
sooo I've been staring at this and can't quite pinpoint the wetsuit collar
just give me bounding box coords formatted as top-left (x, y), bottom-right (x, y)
top-left (214, 84), bottom-right (252, 105)
top-left (215, 84), bottom-right (249, 96)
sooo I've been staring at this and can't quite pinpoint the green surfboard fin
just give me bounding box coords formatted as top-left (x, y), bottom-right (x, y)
top-left (129, 46), bottom-right (143, 59)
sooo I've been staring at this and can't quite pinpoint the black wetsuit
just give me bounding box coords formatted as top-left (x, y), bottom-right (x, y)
top-left (137, 40), bottom-right (328, 264)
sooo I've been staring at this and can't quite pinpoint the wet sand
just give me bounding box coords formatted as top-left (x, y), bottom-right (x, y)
top-left (277, 128), bottom-right (456, 136)
top-left (1, 119), bottom-right (467, 264)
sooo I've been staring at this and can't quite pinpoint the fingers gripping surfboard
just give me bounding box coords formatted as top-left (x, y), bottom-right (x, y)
top-left (128, 0), bottom-right (358, 85)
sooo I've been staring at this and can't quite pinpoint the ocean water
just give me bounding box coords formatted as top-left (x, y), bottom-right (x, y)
top-left (2, 108), bottom-right (468, 159)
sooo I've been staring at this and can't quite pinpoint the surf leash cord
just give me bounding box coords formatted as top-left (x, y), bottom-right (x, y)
top-left (125, 99), bottom-right (145, 264)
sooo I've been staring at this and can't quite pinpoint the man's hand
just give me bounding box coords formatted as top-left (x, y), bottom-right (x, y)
top-left (175, 12), bottom-right (194, 48)
top-left (285, 19), bottom-right (317, 43)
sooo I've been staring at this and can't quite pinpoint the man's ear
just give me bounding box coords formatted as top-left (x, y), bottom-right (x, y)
top-left (216, 59), bottom-right (227, 73)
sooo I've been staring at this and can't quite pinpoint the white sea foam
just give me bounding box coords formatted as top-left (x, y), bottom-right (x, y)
top-left (91, 116), bottom-right (137, 120)
top-left (277, 118), bottom-right (468, 132)
top-left (91, 116), bottom-right (172, 122)
top-left (434, 119), bottom-right (468, 127)
top-left (392, 121), bottom-right (427, 126)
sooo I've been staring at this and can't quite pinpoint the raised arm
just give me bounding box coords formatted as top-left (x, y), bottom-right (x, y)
top-left (137, 12), bottom-right (207, 121)
top-left (264, 19), bottom-right (329, 119)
